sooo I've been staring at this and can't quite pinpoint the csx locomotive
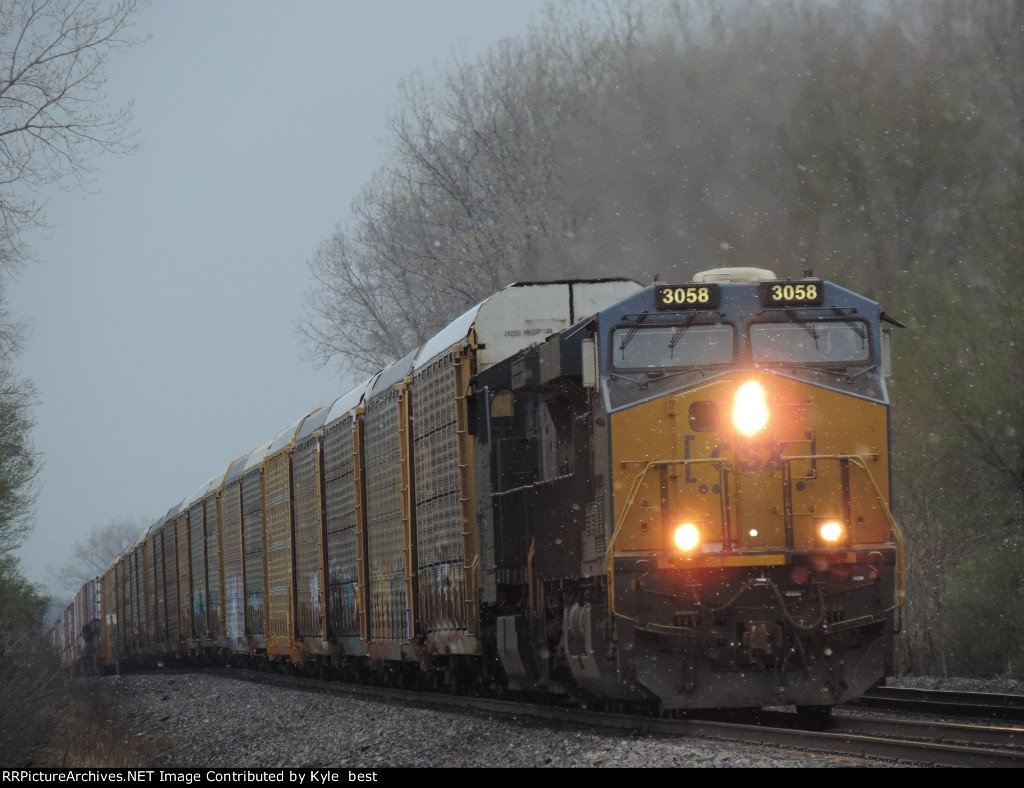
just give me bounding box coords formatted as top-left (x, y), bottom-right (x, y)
top-left (53, 268), bottom-right (904, 716)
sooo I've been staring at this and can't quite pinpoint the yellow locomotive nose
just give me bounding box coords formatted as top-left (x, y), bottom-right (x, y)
top-left (733, 380), bottom-right (769, 436)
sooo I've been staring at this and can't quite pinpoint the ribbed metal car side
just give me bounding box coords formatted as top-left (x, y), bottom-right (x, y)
top-left (135, 540), bottom-right (147, 658)
top-left (119, 553), bottom-right (133, 662)
top-left (321, 385), bottom-right (368, 658)
top-left (174, 505), bottom-right (192, 651)
top-left (292, 407), bottom-right (332, 661)
top-left (220, 453), bottom-right (250, 655)
top-left (115, 556), bottom-right (126, 662)
top-left (204, 491), bottom-right (221, 644)
top-left (85, 576), bottom-right (102, 673)
top-left (186, 493), bottom-right (208, 647)
top-left (147, 521), bottom-right (164, 656)
top-left (362, 354), bottom-right (417, 662)
top-left (179, 473), bottom-right (228, 656)
top-left (138, 542), bottom-right (148, 658)
top-left (240, 444), bottom-right (270, 652)
top-left (101, 563), bottom-right (116, 669)
top-left (160, 505), bottom-right (181, 656)
top-left (263, 414), bottom-right (319, 663)
top-left (411, 347), bottom-right (478, 656)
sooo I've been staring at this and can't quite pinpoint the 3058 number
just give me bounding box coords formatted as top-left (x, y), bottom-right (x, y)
top-left (658, 286), bottom-right (713, 306)
top-left (766, 283), bottom-right (820, 304)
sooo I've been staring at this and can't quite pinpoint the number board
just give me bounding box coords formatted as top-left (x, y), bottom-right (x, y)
top-left (760, 280), bottom-right (824, 307)
top-left (655, 284), bottom-right (720, 310)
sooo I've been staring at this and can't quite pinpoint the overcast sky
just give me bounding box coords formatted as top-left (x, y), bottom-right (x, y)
top-left (13, 0), bottom-right (551, 597)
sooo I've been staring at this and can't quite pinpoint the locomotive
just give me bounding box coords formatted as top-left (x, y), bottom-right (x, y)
top-left (53, 268), bottom-right (904, 716)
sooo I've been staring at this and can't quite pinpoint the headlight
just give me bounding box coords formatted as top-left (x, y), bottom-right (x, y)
top-left (733, 380), bottom-right (769, 436)
top-left (672, 523), bottom-right (701, 552)
top-left (819, 521), bottom-right (844, 543)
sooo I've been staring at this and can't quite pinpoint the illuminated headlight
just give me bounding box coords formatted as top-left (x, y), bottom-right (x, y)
top-left (672, 523), bottom-right (701, 552)
top-left (819, 521), bottom-right (844, 543)
top-left (733, 380), bottom-right (769, 436)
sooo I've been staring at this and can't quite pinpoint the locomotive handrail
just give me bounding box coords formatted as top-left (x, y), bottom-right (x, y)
top-left (605, 453), bottom-right (906, 624)
top-left (773, 452), bottom-right (906, 613)
top-left (605, 457), bottom-right (727, 624)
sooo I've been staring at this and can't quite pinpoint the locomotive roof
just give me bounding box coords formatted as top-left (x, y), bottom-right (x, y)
top-left (604, 276), bottom-right (880, 321)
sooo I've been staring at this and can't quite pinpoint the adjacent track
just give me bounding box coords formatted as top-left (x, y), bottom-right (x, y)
top-left (853, 686), bottom-right (1024, 722)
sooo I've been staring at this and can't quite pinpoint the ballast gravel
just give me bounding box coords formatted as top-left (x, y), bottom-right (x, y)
top-left (102, 672), bottom-right (891, 768)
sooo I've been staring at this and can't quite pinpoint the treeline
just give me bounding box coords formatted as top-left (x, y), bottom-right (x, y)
top-left (301, 0), bottom-right (1024, 677)
top-left (0, 0), bottom-right (149, 767)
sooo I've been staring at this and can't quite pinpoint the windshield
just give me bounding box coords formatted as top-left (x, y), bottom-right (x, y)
top-left (749, 320), bottom-right (870, 364)
top-left (611, 324), bottom-right (734, 369)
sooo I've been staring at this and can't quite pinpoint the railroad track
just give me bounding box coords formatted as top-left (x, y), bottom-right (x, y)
top-left (853, 686), bottom-right (1024, 721)
top-left (200, 668), bottom-right (1024, 768)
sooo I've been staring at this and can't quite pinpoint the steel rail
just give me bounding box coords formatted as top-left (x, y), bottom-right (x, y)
top-left (194, 668), bottom-right (1024, 767)
top-left (854, 686), bottom-right (1024, 722)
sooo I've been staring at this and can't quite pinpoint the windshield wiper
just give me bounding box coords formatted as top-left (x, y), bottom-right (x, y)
top-left (794, 364), bottom-right (878, 384)
top-left (828, 307), bottom-right (867, 340)
top-left (642, 367), bottom-right (705, 387)
top-left (668, 312), bottom-right (698, 357)
top-left (786, 309), bottom-right (821, 346)
top-left (610, 368), bottom-right (704, 390)
top-left (609, 371), bottom-right (645, 387)
top-left (618, 311), bottom-right (649, 353)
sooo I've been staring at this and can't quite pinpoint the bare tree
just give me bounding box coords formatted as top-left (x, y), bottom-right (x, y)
top-left (0, 0), bottom-right (146, 273)
top-left (299, 0), bottom-right (645, 378)
top-left (47, 515), bottom-right (145, 595)
top-left (0, 0), bottom-right (146, 562)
